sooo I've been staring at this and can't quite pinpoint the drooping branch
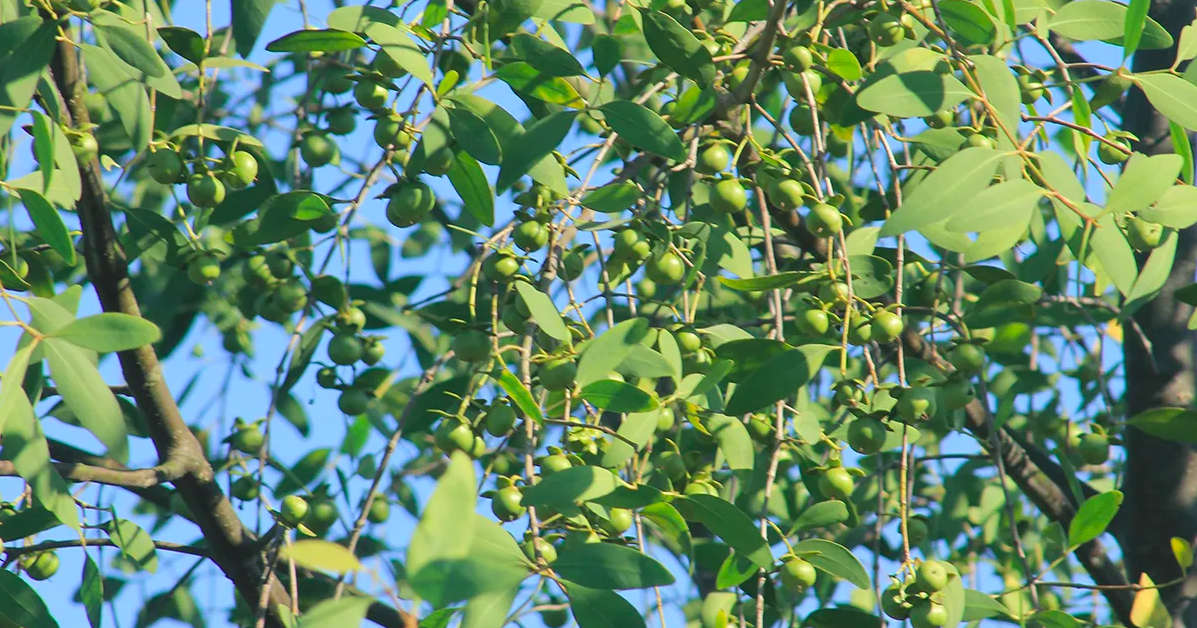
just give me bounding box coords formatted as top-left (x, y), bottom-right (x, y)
top-left (2, 538), bottom-right (208, 558)
top-left (0, 458), bottom-right (184, 489)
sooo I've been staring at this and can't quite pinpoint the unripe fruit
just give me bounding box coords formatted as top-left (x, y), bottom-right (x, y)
top-left (675, 328), bottom-right (703, 353)
top-left (492, 486), bottom-right (526, 521)
top-left (915, 560), bottom-right (950, 592)
top-left (513, 220), bottom-right (550, 251)
top-left (147, 149), bottom-right (185, 184)
top-left (1079, 433), bottom-right (1111, 465)
top-left (522, 537), bottom-right (557, 563)
top-left (910, 602), bottom-right (949, 628)
top-left (485, 403), bottom-right (518, 437)
top-left (847, 417), bottom-right (888, 455)
top-left (939, 378), bottom-right (976, 410)
top-left (540, 358), bottom-right (577, 391)
top-left (70, 132), bottom-right (98, 162)
top-left (232, 426), bottom-right (264, 454)
top-left (968, 133), bottom-right (996, 150)
top-left (601, 508), bottom-right (634, 535)
top-left (949, 343), bottom-right (986, 374)
top-left (367, 498), bottom-right (390, 523)
top-left (560, 250), bottom-right (585, 280)
top-left (279, 495), bottom-right (310, 526)
top-left (1126, 217), bottom-right (1164, 251)
top-left (540, 452), bottom-right (574, 475)
top-left (779, 556), bottom-right (818, 593)
top-left (226, 151), bottom-right (258, 189)
top-left (846, 317), bottom-right (873, 346)
top-left (386, 181), bottom-right (436, 228)
top-left (452, 329), bottom-right (492, 362)
top-left (316, 367), bottom-right (338, 389)
top-left (327, 107), bottom-right (357, 136)
top-left (354, 81), bottom-right (389, 109)
top-left (374, 117), bottom-right (411, 150)
top-left (361, 337), bottom-right (386, 366)
top-left (796, 308), bottom-right (830, 335)
top-left (788, 101), bottom-right (817, 136)
top-left (372, 51), bottom-right (408, 78)
top-left (868, 14), bottom-right (906, 46)
top-left (818, 467), bottom-right (854, 500)
top-left (338, 388), bottom-right (371, 415)
top-left (339, 307), bottom-right (367, 332)
top-left (1017, 72), bottom-right (1045, 104)
top-left (307, 498), bottom-right (339, 531)
top-left (188, 252), bottom-right (222, 285)
top-left (646, 252), bottom-right (686, 285)
top-left (423, 147), bottom-right (455, 176)
top-left (1098, 136), bottom-right (1131, 165)
top-left (782, 45), bottom-right (814, 71)
top-left (896, 386), bottom-right (938, 421)
top-left (232, 476), bottom-right (260, 500)
top-left (818, 281), bottom-right (850, 304)
top-left (328, 333), bottom-right (364, 365)
top-left (711, 179), bottom-right (748, 213)
top-left (613, 229), bottom-right (651, 261)
top-left (881, 585), bottom-right (910, 620)
top-left (300, 134), bottom-right (337, 167)
top-left (697, 144), bottom-right (731, 174)
top-left (541, 608), bottom-right (569, 628)
top-left (806, 203), bottom-right (843, 238)
top-left (772, 179), bottom-right (805, 211)
top-left (21, 552), bottom-right (59, 581)
top-left (871, 310), bottom-right (904, 343)
top-left (906, 514), bottom-right (930, 544)
top-left (187, 173), bottom-right (226, 208)
top-left (484, 253), bottom-right (520, 282)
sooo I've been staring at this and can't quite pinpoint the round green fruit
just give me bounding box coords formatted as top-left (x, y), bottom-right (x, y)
top-left (906, 514), bottom-right (930, 545)
top-left (540, 452), bottom-right (573, 475)
top-left (338, 388), bottom-right (371, 415)
top-left (307, 498), bottom-right (338, 532)
top-left (1078, 433), bottom-right (1111, 465)
top-left (386, 181), bottom-right (436, 228)
top-left (847, 417), bottom-right (888, 455)
top-left (300, 134), bottom-right (337, 167)
top-left (483, 253), bottom-right (520, 282)
top-left (782, 45), bottom-right (814, 71)
top-left (967, 133), bottom-right (996, 150)
top-left (232, 426), bottom-right (263, 454)
top-left (279, 495), bottom-right (310, 526)
top-left (602, 507), bottom-right (634, 535)
top-left (232, 476), bottom-right (259, 500)
top-left (513, 220), bottom-right (550, 251)
top-left (522, 537), bottom-right (557, 564)
top-left (697, 144), bottom-right (731, 174)
top-left (374, 117), bottom-right (411, 150)
top-left (372, 51), bottom-right (407, 78)
top-left (354, 81), bottom-right (389, 110)
top-left (327, 107), bottom-right (357, 136)
top-left (871, 310), bottom-right (904, 343)
top-left (21, 552), bottom-right (59, 581)
top-left (1098, 136), bottom-right (1131, 165)
top-left (780, 556), bottom-right (818, 593)
top-left (796, 308), bottom-right (831, 335)
top-left (949, 343), bottom-right (986, 374)
top-left (361, 338), bottom-right (386, 366)
top-left (1017, 73), bottom-right (1046, 104)
top-left (367, 498), bottom-right (390, 523)
top-left (327, 333), bottom-right (364, 365)
top-left (772, 179), bottom-right (805, 211)
top-left (452, 329), bottom-right (492, 363)
top-left (881, 585), bottom-right (910, 620)
top-left (560, 250), bottom-right (585, 281)
top-left (147, 149), bottom-right (185, 184)
top-left (540, 358), bottom-right (577, 391)
top-left (788, 101), bottom-right (817, 136)
top-left (896, 386), bottom-right (938, 421)
top-left (613, 229), bottom-right (650, 261)
top-left (711, 178), bottom-right (748, 213)
top-left (541, 608), bottom-right (569, 628)
top-left (492, 486), bottom-right (526, 521)
top-left (818, 466), bottom-right (854, 500)
top-left (227, 151), bottom-right (258, 188)
top-left (868, 13), bottom-right (906, 46)
top-left (69, 132), bottom-right (98, 162)
top-left (674, 328), bottom-right (703, 353)
top-left (646, 252), bottom-right (686, 285)
top-left (434, 419), bottom-right (476, 454)
top-left (187, 173), bottom-right (226, 208)
top-left (485, 403), bottom-right (518, 437)
top-left (806, 203), bottom-right (843, 238)
top-left (423, 147), bottom-right (455, 176)
top-left (915, 560), bottom-right (950, 592)
top-left (910, 602), bottom-right (949, 628)
top-left (939, 378), bottom-right (976, 410)
top-left (188, 252), bottom-right (222, 285)
top-left (1126, 217), bottom-right (1164, 251)
top-left (818, 281), bottom-right (851, 304)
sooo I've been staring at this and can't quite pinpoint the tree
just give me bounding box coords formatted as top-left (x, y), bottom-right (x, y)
top-left (2, 0), bottom-right (1197, 626)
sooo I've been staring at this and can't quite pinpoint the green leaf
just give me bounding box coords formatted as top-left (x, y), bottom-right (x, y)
top-left (232, 0), bottom-right (278, 57)
top-left (365, 23), bottom-right (435, 88)
top-left (493, 367), bottom-right (544, 424)
top-left (105, 518), bottom-right (159, 573)
top-left (579, 380), bottom-right (659, 413)
top-left (971, 55), bottom-right (1020, 147)
top-left (682, 494), bottom-right (773, 570)
top-left (265, 28), bottom-right (367, 53)
top-left (326, 5), bottom-right (404, 29)
top-left (553, 543), bottom-right (675, 589)
top-left (79, 43), bottom-right (152, 151)
top-left (856, 71), bottom-right (973, 118)
top-left (1124, 0), bottom-right (1151, 57)
top-left (295, 597), bottom-right (374, 628)
top-left (581, 181), bottom-right (641, 213)
top-left (725, 345), bottom-right (836, 415)
top-left (825, 49), bottom-right (862, 81)
top-left (495, 62), bottom-right (586, 108)
top-left (715, 338), bottom-right (790, 382)
top-left (0, 507), bottom-right (61, 543)
top-left (157, 26), bottom-right (205, 64)
top-left (1179, 22), bottom-right (1197, 63)
top-left (282, 540), bottom-right (364, 575)
top-left (45, 338), bottom-right (129, 464)
top-left (577, 318), bottom-right (651, 387)
top-left (30, 111), bottom-right (53, 193)
top-left (18, 188), bottom-right (75, 268)
top-left (788, 500), bottom-right (849, 533)
top-left (0, 342), bottom-right (34, 445)
top-left (706, 414), bottom-right (754, 472)
top-left (0, 21), bottom-right (55, 138)
top-left (716, 552), bottom-right (758, 589)
top-left (718, 271), bottom-right (818, 292)
top-left (81, 555), bottom-right (103, 628)
top-left (447, 107), bottom-right (502, 165)
top-left (1108, 153), bottom-right (1183, 215)
top-left (1089, 213), bottom-right (1138, 296)
top-left (974, 279), bottom-right (1044, 309)
top-left (512, 33), bottom-right (587, 77)
top-left (1139, 185), bottom-right (1197, 228)
top-left (1049, 0), bottom-right (1172, 49)
top-left (409, 515), bottom-right (531, 608)
top-left (804, 608), bottom-right (879, 628)
top-left (462, 587), bottom-right (517, 628)
top-left (532, 0), bottom-right (596, 23)
top-left (170, 123), bottom-right (265, 148)
top-left (52, 313), bottom-right (162, 352)
top-left (514, 282), bottom-right (570, 341)
top-left (496, 111), bottom-right (576, 191)
top-left (599, 101), bottom-right (687, 162)
top-left (1128, 407), bottom-right (1197, 443)
top-left (275, 447), bottom-right (332, 494)
top-left (792, 539), bottom-right (870, 588)
top-left (447, 148), bottom-right (495, 227)
top-left (520, 465), bottom-right (619, 507)
top-left (962, 589), bottom-right (1012, 621)
top-left (0, 570), bottom-right (59, 628)
top-left (95, 20), bottom-right (168, 78)
top-left (881, 147), bottom-right (1004, 236)
top-left (601, 410), bottom-right (660, 467)
top-left (408, 452), bottom-right (478, 606)
top-left (639, 9), bottom-right (717, 86)
top-left (1069, 490), bottom-right (1124, 547)
top-left (944, 180), bottom-right (1042, 233)
top-left (640, 502), bottom-right (691, 553)
top-left (568, 584), bottom-right (647, 628)
top-left (941, 0), bottom-right (997, 44)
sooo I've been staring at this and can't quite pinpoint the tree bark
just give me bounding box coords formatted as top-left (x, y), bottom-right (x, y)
top-left (1122, 0), bottom-right (1197, 624)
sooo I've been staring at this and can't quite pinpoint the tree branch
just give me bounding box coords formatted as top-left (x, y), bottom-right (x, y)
top-left (0, 458), bottom-right (184, 489)
top-left (2, 538), bottom-right (208, 558)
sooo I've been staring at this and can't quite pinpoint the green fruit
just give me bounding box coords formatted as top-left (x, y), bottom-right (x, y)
top-left (188, 252), bottom-right (221, 285)
top-left (783, 45), bottom-right (814, 71)
top-left (227, 151), bottom-right (258, 189)
top-left (367, 498), bottom-right (390, 523)
top-left (386, 181), bottom-right (436, 228)
top-left (907, 515), bottom-right (930, 544)
top-left (915, 560), bottom-right (950, 592)
top-left (316, 368), bottom-right (338, 389)
top-left (338, 388), bottom-right (371, 415)
top-left (939, 378), bottom-right (976, 410)
top-left (967, 133), bottom-right (996, 150)
top-left (636, 277), bottom-right (658, 299)
top-left (909, 600), bottom-right (949, 628)
top-left (243, 255), bottom-right (273, 285)
top-left (279, 495), bottom-right (310, 526)
top-left (321, 70), bottom-right (353, 94)
top-left (818, 281), bottom-right (851, 304)
top-left (187, 173), bottom-right (226, 208)
top-left (540, 452), bottom-right (573, 475)
top-left (825, 131), bottom-right (851, 158)
top-left (300, 134), bottom-right (337, 167)
top-left (847, 417), bottom-right (888, 455)
top-left (308, 498), bottom-right (338, 530)
top-left (788, 101), bottom-right (817, 136)
top-left (924, 109), bottom-right (955, 129)
top-left (147, 149), bottom-right (185, 184)
top-left (1017, 72), bottom-right (1046, 104)
top-left (871, 310), bottom-right (904, 343)
top-left (328, 333), bottom-right (364, 365)
top-left (21, 552), bottom-right (59, 581)
top-left (514, 220), bottom-right (550, 251)
top-left (657, 407), bottom-right (676, 432)
top-left (1127, 217), bottom-right (1164, 251)
top-left (949, 343), bottom-right (986, 374)
top-left (541, 608), bottom-right (569, 628)
top-left (560, 250), bottom-right (585, 280)
top-left (339, 307), bottom-right (367, 332)
top-left (797, 308), bottom-right (830, 335)
top-left (711, 178), bottom-right (748, 213)
top-left (818, 467), bottom-right (854, 500)
top-left (484, 253), bottom-right (521, 282)
top-left (834, 381), bottom-right (864, 406)
top-left (1098, 136), bottom-right (1131, 165)
top-left (881, 585), bottom-right (910, 620)
top-left (540, 358), bottom-right (577, 391)
top-left (646, 252), bottom-right (686, 285)
top-left (697, 144), bottom-right (731, 174)
top-left (232, 476), bottom-right (260, 500)
top-left (232, 426), bottom-right (263, 454)
top-left (327, 107), bottom-right (357, 136)
top-left (747, 414), bottom-right (774, 443)
top-left (492, 486), bottom-right (526, 521)
top-left (372, 51), bottom-right (408, 78)
top-left (868, 14), bottom-right (906, 46)
top-left (434, 419), bottom-right (476, 453)
top-left (1079, 433), bottom-right (1111, 465)
top-left (453, 329), bottom-right (492, 363)
top-left (361, 338), bottom-right (386, 366)
top-left (423, 147), bottom-right (455, 176)
top-left (846, 317), bottom-right (873, 346)
top-left (70, 132), bottom-right (98, 162)
top-left (374, 117), bottom-right (411, 150)
top-left (354, 81), bottom-right (389, 109)
top-left (659, 451), bottom-right (687, 481)
top-left (806, 203), bottom-right (843, 238)
top-left (265, 250), bottom-right (292, 279)
top-left (602, 507), bottom-right (634, 535)
top-left (613, 229), bottom-right (650, 261)
top-left (772, 178), bottom-right (805, 211)
top-left (522, 537), bottom-right (557, 564)
top-left (675, 328), bottom-right (703, 353)
top-left (486, 403), bottom-right (518, 436)
top-left (896, 386), bottom-right (938, 421)
top-left (684, 480), bottom-right (720, 496)
top-left (779, 556), bottom-right (818, 593)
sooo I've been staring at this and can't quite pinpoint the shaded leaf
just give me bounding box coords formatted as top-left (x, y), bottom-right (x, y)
top-left (283, 540), bottom-right (364, 575)
top-left (725, 345), bottom-right (836, 415)
top-left (682, 494), bottom-right (773, 569)
top-left (568, 584), bottom-right (647, 628)
top-left (514, 282), bottom-right (570, 341)
top-left (792, 539), bottom-right (869, 588)
top-left (856, 71), bottom-right (973, 118)
top-left (0, 570), bottom-right (59, 628)
top-left (520, 466), bottom-right (619, 507)
top-left (45, 338), bottom-right (129, 464)
top-left (53, 313), bottom-right (162, 352)
top-left (881, 147), bottom-right (1003, 236)
top-left (638, 9), bottom-right (717, 86)
top-left (579, 380), bottom-right (659, 413)
top-left (447, 149), bottom-right (495, 227)
top-left (265, 28), bottom-right (367, 53)
top-left (105, 519), bottom-right (159, 573)
top-left (553, 543), bottom-right (675, 589)
top-left (600, 101), bottom-right (687, 162)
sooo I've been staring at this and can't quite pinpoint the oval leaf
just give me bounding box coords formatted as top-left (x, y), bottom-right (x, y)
top-left (599, 101), bottom-right (687, 162)
top-left (1068, 490), bottom-right (1123, 547)
top-left (553, 543), bottom-right (675, 589)
top-left (579, 379), bottom-right (660, 413)
top-left (265, 28), bottom-right (367, 53)
top-left (682, 494), bottom-right (773, 570)
top-left (520, 465), bottom-right (619, 508)
top-left (52, 313), bottom-right (162, 352)
top-left (792, 539), bottom-right (869, 588)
